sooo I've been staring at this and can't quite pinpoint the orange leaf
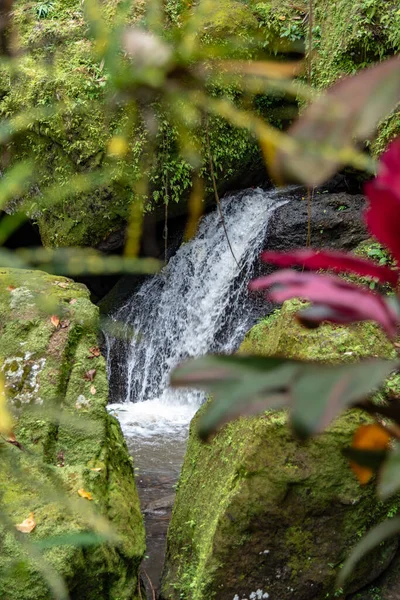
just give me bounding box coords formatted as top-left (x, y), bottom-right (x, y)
top-left (16, 512), bottom-right (36, 533)
top-left (350, 424), bottom-right (391, 485)
top-left (7, 432), bottom-right (22, 450)
top-left (50, 315), bottom-right (60, 328)
top-left (78, 489), bottom-right (93, 501)
top-left (6, 285), bottom-right (15, 291)
top-left (88, 346), bottom-right (101, 358)
top-left (84, 369), bottom-right (96, 382)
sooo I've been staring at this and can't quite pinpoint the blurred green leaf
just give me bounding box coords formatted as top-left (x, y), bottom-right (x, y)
top-left (0, 162), bottom-right (34, 211)
top-left (0, 247), bottom-right (161, 276)
top-left (338, 517), bottom-right (400, 587)
top-left (342, 447), bottom-right (387, 472)
top-left (172, 356), bottom-right (398, 440)
top-left (34, 533), bottom-right (109, 551)
top-left (172, 355), bottom-right (294, 439)
top-left (291, 360), bottom-right (397, 438)
top-left (378, 442), bottom-right (400, 500)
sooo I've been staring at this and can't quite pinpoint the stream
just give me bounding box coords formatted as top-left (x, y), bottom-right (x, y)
top-left (106, 187), bottom-right (297, 596)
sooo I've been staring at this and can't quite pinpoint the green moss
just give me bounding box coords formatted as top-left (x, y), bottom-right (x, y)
top-left (0, 268), bottom-right (145, 599)
top-left (199, 0), bottom-right (258, 36)
top-left (239, 298), bottom-right (396, 362)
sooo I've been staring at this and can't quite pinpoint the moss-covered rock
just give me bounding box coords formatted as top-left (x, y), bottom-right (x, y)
top-left (161, 301), bottom-right (398, 600)
top-left (0, 268), bottom-right (145, 599)
top-left (239, 298), bottom-right (397, 362)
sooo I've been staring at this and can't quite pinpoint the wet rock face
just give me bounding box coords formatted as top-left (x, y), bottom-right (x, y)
top-left (0, 268), bottom-right (145, 600)
top-left (263, 192), bottom-right (368, 255)
top-left (161, 302), bottom-right (398, 600)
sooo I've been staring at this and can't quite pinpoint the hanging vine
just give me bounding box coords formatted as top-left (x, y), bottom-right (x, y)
top-left (205, 116), bottom-right (239, 267)
top-left (306, 0), bottom-right (314, 248)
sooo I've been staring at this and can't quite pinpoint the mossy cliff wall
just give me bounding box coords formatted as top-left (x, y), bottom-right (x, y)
top-left (259, 0), bottom-right (400, 154)
top-left (4, 0), bottom-right (398, 248)
top-left (0, 268), bottom-right (145, 599)
top-left (2, 0), bottom-right (264, 248)
top-left (161, 301), bottom-right (398, 600)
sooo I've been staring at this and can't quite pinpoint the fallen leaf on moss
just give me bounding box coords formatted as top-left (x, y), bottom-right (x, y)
top-left (350, 424), bottom-right (391, 484)
top-left (78, 489), bottom-right (93, 501)
top-left (88, 346), bottom-right (101, 358)
top-left (279, 15), bottom-right (286, 20)
top-left (91, 467), bottom-right (102, 472)
top-left (7, 432), bottom-right (22, 450)
top-left (69, 299), bottom-right (77, 305)
top-left (57, 282), bottom-right (69, 289)
top-left (16, 513), bottom-right (36, 533)
top-left (50, 315), bottom-right (60, 328)
top-left (6, 285), bottom-right (15, 291)
top-left (0, 376), bottom-right (13, 436)
top-left (84, 369), bottom-right (96, 382)
top-left (90, 386), bottom-right (97, 395)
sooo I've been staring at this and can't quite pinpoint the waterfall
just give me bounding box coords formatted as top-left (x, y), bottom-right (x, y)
top-left (106, 187), bottom-right (294, 439)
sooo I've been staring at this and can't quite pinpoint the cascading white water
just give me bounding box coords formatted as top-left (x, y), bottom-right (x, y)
top-left (106, 187), bottom-right (293, 443)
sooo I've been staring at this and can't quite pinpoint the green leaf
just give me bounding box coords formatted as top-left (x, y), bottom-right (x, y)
top-left (291, 359), bottom-right (398, 438)
top-left (172, 356), bottom-right (398, 441)
top-left (171, 355), bottom-right (297, 440)
top-left (342, 447), bottom-right (387, 472)
top-left (338, 517), bottom-right (400, 587)
top-left (378, 442), bottom-right (400, 500)
top-left (7, 247), bottom-right (161, 276)
top-left (34, 532), bottom-right (109, 551)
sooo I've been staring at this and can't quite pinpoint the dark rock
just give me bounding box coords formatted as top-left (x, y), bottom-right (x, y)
top-left (349, 550), bottom-right (400, 600)
top-left (263, 192), bottom-right (368, 253)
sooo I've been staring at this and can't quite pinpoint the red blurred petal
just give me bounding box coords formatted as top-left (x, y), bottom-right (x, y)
top-left (375, 138), bottom-right (400, 193)
top-left (250, 270), bottom-right (398, 338)
top-left (260, 249), bottom-right (398, 286)
top-left (365, 182), bottom-right (400, 264)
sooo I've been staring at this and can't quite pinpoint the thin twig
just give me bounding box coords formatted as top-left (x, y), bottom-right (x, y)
top-left (164, 198), bottom-right (168, 264)
top-left (138, 576), bottom-right (143, 600)
top-left (308, 0), bottom-right (313, 88)
top-left (143, 568), bottom-right (156, 600)
top-left (306, 186), bottom-right (314, 247)
top-left (306, 0), bottom-right (314, 248)
top-left (163, 132), bottom-right (169, 264)
top-left (205, 116), bottom-right (239, 268)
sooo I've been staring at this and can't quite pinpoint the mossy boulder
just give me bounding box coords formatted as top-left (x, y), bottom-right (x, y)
top-left (0, 268), bottom-right (145, 599)
top-left (239, 298), bottom-right (397, 362)
top-left (161, 301), bottom-right (398, 600)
